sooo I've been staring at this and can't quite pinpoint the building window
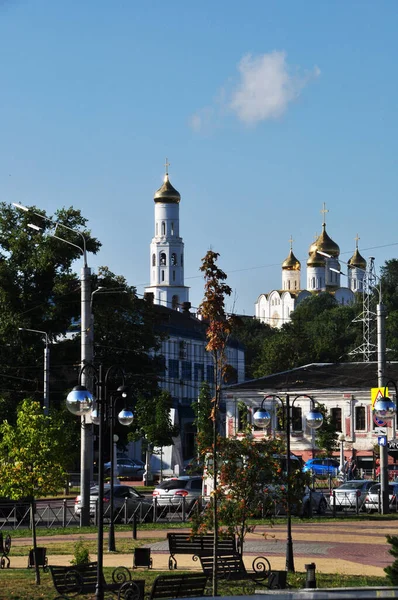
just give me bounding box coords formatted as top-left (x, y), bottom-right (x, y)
top-left (292, 407), bottom-right (302, 431)
top-left (194, 363), bottom-right (204, 382)
top-left (181, 254), bottom-right (183, 266)
top-left (160, 252), bottom-right (166, 266)
top-left (152, 253), bottom-right (156, 266)
top-left (237, 402), bottom-right (250, 432)
top-left (288, 281), bottom-right (290, 290)
top-left (168, 359), bottom-right (179, 379)
top-left (157, 355), bottom-right (166, 375)
top-left (182, 361), bottom-right (192, 380)
top-left (173, 270), bottom-right (176, 282)
top-left (330, 407), bottom-right (342, 431)
top-left (161, 270), bottom-right (165, 282)
top-left (355, 406), bottom-right (366, 430)
top-left (171, 253), bottom-right (177, 265)
top-left (156, 223), bottom-right (158, 236)
top-left (206, 364), bottom-right (214, 384)
top-left (172, 295), bottom-right (179, 309)
top-left (171, 222), bottom-right (174, 235)
top-left (161, 222), bottom-right (165, 235)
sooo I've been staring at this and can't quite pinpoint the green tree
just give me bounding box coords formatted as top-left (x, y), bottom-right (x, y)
top-left (0, 202), bottom-right (100, 417)
top-left (128, 390), bottom-right (179, 480)
top-left (191, 434), bottom-right (306, 554)
top-left (0, 399), bottom-right (69, 584)
top-left (314, 403), bottom-right (339, 456)
top-left (231, 317), bottom-right (274, 379)
top-left (254, 293), bottom-right (360, 376)
top-left (385, 534), bottom-right (398, 584)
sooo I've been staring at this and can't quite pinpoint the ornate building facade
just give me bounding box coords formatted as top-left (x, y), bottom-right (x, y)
top-left (255, 207), bottom-right (367, 328)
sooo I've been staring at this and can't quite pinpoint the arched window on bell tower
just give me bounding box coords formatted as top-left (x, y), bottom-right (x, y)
top-left (171, 253), bottom-right (177, 266)
top-left (160, 252), bottom-right (166, 266)
top-left (152, 254), bottom-right (156, 266)
top-left (161, 222), bottom-right (166, 235)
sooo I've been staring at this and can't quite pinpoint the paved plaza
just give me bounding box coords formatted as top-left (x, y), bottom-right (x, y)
top-left (8, 518), bottom-right (398, 576)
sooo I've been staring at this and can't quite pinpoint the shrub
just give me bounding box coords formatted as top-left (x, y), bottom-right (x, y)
top-left (70, 538), bottom-right (91, 565)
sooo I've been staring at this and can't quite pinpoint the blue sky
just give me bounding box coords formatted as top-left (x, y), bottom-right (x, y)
top-left (1, 1), bottom-right (398, 315)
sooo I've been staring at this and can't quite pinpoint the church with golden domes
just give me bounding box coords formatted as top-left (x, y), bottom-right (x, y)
top-left (255, 205), bottom-right (367, 328)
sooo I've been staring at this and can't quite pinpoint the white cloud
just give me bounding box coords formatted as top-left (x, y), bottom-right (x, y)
top-left (190, 51), bottom-right (320, 131)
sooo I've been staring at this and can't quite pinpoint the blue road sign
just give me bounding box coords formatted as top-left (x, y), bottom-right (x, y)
top-left (378, 436), bottom-right (387, 446)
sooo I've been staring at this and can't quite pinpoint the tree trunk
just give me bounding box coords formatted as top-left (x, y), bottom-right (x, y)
top-left (31, 500), bottom-right (40, 585)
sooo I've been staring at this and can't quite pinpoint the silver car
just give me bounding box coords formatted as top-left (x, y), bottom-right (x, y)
top-left (330, 480), bottom-right (376, 511)
top-left (74, 484), bottom-right (154, 522)
top-left (152, 476), bottom-right (202, 511)
top-left (364, 482), bottom-right (398, 513)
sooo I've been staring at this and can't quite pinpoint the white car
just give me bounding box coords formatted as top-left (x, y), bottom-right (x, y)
top-left (364, 482), bottom-right (398, 513)
top-left (330, 480), bottom-right (376, 511)
top-left (152, 476), bottom-right (203, 511)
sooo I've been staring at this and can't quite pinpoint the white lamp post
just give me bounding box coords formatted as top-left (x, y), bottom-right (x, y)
top-left (18, 327), bottom-right (50, 416)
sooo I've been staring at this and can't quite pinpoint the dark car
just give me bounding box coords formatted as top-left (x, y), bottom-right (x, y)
top-left (104, 458), bottom-right (145, 479)
top-left (74, 484), bottom-right (153, 522)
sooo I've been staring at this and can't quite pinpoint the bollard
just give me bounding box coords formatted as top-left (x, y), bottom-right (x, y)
top-left (132, 513), bottom-right (137, 540)
top-left (305, 562), bottom-right (317, 588)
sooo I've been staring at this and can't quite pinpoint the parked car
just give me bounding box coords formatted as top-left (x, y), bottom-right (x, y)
top-left (303, 458), bottom-right (340, 477)
top-left (364, 482), bottom-right (398, 513)
top-left (104, 458), bottom-right (145, 479)
top-left (74, 484), bottom-right (154, 522)
top-left (152, 476), bottom-right (203, 510)
top-left (330, 480), bottom-right (376, 511)
top-left (261, 485), bottom-right (327, 517)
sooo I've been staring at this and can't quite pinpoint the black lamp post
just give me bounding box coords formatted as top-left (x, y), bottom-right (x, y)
top-left (91, 386), bottom-right (133, 552)
top-left (66, 363), bottom-right (133, 600)
top-left (373, 379), bottom-right (397, 514)
top-left (253, 394), bottom-right (323, 573)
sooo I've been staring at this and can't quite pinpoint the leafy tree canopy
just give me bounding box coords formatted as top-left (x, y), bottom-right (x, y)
top-left (0, 399), bottom-right (69, 499)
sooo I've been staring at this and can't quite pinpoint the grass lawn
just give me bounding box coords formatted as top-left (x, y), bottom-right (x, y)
top-left (0, 567), bottom-right (390, 600)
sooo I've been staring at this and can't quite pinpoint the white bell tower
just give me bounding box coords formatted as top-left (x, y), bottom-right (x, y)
top-left (145, 160), bottom-right (189, 310)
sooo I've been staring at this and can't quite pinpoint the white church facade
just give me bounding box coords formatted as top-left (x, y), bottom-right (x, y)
top-left (255, 209), bottom-right (367, 328)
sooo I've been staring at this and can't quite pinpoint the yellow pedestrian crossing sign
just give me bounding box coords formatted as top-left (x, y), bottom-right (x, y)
top-left (371, 387), bottom-right (388, 408)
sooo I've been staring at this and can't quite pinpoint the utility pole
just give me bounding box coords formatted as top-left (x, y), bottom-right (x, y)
top-left (377, 300), bottom-right (390, 515)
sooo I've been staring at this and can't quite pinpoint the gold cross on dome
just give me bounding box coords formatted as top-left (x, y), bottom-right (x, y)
top-left (289, 235), bottom-right (294, 250)
top-left (321, 202), bottom-right (329, 225)
top-left (164, 158), bottom-right (170, 175)
top-left (355, 233), bottom-right (360, 249)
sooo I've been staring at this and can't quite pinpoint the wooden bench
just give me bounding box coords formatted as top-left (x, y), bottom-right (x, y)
top-left (0, 532), bottom-right (11, 569)
top-left (167, 532), bottom-right (236, 570)
top-left (199, 553), bottom-right (272, 593)
top-left (148, 573), bottom-right (208, 599)
top-left (49, 562), bottom-right (141, 599)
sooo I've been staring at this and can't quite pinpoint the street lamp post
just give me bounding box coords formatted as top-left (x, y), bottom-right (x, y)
top-left (67, 363), bottom-right (133, 600)
top-left (91, 386), bottom-right (133, 552)
top-left (338, 432), bottom-right (346, 479)
top-left (373, 380), bottom-right (397, 513)
top-left (253, 394), bottom-right (323, 573)
top-left (18, 328), bottom-right (50, 416)
top-left (13, 202), bottom-right (93, 526)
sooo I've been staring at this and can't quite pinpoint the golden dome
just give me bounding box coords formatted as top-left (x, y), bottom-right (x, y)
top-left (348, 248), bottom-right (366, 270)
top-left (309, 224), bottom-right (340, 258)
top-left (282, 249), bottom-right (301, 270)
top-left (154, 174), bottom-right (181, 204)
top-left (307, 250), bottom-right (326, 267)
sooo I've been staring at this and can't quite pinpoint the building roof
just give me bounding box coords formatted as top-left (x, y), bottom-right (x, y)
top-left (227, 362), bottom-right (398, 392)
